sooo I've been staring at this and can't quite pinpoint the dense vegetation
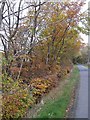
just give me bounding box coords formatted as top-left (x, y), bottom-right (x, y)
top-left (36, 66), bottom-right (79, 118)
top-left (0, 0), bottom-right (88, 119)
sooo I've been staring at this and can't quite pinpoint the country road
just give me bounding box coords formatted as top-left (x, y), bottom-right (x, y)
top-left (74, 65), bottom-right (88, 118)
top-left (0, 63), bottom-right (88, 118)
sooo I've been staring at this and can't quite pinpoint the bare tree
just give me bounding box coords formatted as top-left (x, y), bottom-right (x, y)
top-left (0, 0), bottom-right (24, 74)
top-left (0, 0), bottom-right (46, 77)
top-left (0, 0), bottom-right (6, 27)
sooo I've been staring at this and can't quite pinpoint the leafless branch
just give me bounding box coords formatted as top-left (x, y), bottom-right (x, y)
top-left (3, 1), bottom-right (46, 19)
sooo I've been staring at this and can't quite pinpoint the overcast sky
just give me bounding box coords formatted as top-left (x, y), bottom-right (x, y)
top-left (80, 0), bottom-right (90, 44)
top-left (0, 0), bottom-right (89, 51)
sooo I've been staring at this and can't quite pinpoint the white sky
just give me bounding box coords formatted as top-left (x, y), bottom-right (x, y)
top-left (80, 0), bottom-right (90, 44)
top-left (0, 0), bottom-right (89, 51)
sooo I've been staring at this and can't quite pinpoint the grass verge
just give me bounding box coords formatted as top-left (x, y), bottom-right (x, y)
top-left (36, 66), bottom-right (80, 118)
top-left (83, 64), bottom-right (88, 68)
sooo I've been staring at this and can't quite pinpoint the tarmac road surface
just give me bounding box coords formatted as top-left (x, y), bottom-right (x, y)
top-left (75, 65), bottom-right (88, 118)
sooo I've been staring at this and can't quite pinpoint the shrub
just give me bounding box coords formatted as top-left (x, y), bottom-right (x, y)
top-left (2, 74), bottom-right (34, 119)
top-left (30, 78), bottom-right (51, 103)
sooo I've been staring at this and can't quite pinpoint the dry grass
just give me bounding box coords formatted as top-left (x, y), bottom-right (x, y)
top-left (36, 66), bottom-right (79, 118)
top-left (25, 73), bottom-right (70, 118)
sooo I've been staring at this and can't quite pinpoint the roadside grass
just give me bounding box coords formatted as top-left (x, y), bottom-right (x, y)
top-left (83, 64), bottom-right (88, 68)
top-left (88, 64), bottom-right (90, 68)
top-left (36, 66), bottom-right (80, 118)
